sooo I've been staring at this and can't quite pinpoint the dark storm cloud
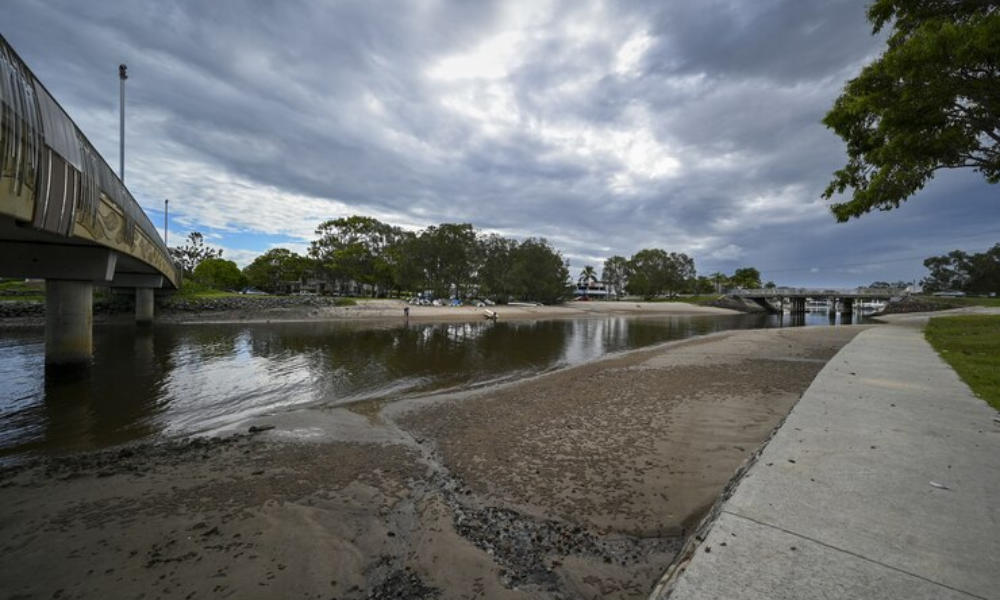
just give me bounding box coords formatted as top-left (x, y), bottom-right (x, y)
top-left (3, 0), bottom-right (996, 285)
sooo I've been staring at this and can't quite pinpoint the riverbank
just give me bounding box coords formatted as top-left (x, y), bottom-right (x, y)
top-left (0, 325), bottom-right (865, 599)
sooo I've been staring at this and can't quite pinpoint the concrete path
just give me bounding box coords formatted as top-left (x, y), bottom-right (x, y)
top-left (651, 319), bottom-right (1000, 600)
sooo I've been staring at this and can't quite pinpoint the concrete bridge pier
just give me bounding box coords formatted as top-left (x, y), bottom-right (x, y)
top-left (841, 298), bottom-right (855, 314)
top-left (112, 275), bottom-right (164, 327)
top-left (45, 280), bottom-right (94, 367)
top-left (135, 288), bottom-right (154, 326)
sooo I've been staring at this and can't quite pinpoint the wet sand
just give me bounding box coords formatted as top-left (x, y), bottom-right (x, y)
top-left (0, 325), bottom-right (866, 599)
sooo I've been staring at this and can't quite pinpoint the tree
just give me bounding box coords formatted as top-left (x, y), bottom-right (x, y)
top-left (170, 232), bottom-right (222, 275)
top-left (626, 249), bottom-right (696, 300)
top-left (966, 244), bottom-right (1000, 295)
top-left (708, 272), bottom-right (730, 294)
top-left (310, 216), bottom-right (404, 296)
top-left (822, 1), bottom-right (999, 221)
top-left (692, 275), bottom-right (718, 295)
top-left (407, 223), bottom-right (479, 299)
top-left (577, 265), bottom-right (598, 298)
top-left (509, 238), bottom-right (571, 304)
top-left (243, 248), bottom-right (314, 293)
top-left (193, 258), bottom-right (247, 291)
top-left (730, 267), bottom-right (762, 290)
top-left (602, 256), bottom-right (630, 300)
top-left (923, 244), bottom-right (1000, 294)
top-left (868, 280), bottom-right (911, 289)
top-left (477, 234), bottom-right (519, 303)
top-left (923, 249), bottom-right (972, 292)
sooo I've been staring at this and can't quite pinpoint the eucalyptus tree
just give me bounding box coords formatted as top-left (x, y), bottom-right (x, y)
top-left (170, 232), bottom-right (222, 276)
top-left (243, 248), bottom-right (314, 293)
top-left (510, 238), bottom-right (571, 304)
top-left (602, 255), bottom-right (630, 300)
top-left (626, 249), bottom-right (696, 300)
top-left (310, 216), bottom-right (404, 296)
top-left (477, 233), bottom-right (519, 303)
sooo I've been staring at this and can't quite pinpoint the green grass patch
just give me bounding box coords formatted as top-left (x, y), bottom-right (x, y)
top-left (169, 280), bottom-right (247, 300)
top-left (0, 280), bottom-right (44, 292)
top-left (925, 315), bottom-right (1000, 410)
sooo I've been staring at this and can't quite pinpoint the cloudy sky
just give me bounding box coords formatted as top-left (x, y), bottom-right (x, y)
top-left (5, 0), bottom-right (998, 287)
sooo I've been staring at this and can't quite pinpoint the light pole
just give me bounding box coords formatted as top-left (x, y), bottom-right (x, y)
top-left (164, 199), bottom-right (169, 246)
top-left (119, 63), bottom-right (127, 182)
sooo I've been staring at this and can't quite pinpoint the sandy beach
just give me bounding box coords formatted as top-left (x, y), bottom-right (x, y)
top-left (0, 318), bottom-right (866, 599)
top-left (155, 298), bottom-right (739, 326)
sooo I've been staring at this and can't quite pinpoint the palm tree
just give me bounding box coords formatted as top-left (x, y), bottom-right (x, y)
top-left (578, 265), bottom-right (598, 298)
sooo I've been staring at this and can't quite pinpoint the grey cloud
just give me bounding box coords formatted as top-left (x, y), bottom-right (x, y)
top-left (4, 0), bottom-right (996, 288)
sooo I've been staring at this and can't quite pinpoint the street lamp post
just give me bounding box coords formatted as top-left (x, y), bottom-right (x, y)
top-left (164, 199), bottom-right (169, 247)
top-left (119, 63), bottom-right (127, 182)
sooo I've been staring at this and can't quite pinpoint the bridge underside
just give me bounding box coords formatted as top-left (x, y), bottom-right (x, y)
top-left (0, 215), bottom-right (165, 289)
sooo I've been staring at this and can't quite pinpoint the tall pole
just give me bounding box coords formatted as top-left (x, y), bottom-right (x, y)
top-left (119, 63), bottom-right (127, 182)
top-left (164, 199), bottom-right (169, 246)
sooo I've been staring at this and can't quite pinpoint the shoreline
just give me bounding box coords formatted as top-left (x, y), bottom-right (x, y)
top-left (0, 298), bottom-right (740, 329)
top-left (0, 324), bottom-right (867, 599)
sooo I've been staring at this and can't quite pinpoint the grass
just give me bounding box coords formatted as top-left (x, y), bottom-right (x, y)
top-left (0, 279), bottom-right (45, 302)
top-left (925, 315), bottom-right (1000, 410)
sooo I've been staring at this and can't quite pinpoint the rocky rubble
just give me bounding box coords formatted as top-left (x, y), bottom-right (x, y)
top-left (880, 295), bottom-right (959, 314)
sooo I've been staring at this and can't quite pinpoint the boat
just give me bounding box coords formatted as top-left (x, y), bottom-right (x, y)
top-left (484, 309), bottom-right (498, 321)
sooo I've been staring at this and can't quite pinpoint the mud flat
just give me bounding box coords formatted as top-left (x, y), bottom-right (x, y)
top-left (0, 325), bottom-right (865, 599)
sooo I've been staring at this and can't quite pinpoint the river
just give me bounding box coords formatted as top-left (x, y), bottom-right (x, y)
top-left (0, 312), bottom-right (860, 462)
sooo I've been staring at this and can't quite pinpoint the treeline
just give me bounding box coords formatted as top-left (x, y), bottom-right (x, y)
top-left (922, 244), bottom-right (1000, 295)
top-left (173, 215), bottom-right (775, 304)
top-left (599, 257), bottom-right (770, 300)
top-left (175, 217), bottom-right (571, 304)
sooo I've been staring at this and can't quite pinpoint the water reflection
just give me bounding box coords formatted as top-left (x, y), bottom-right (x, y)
top-left (0, 313), bottom-right (862, 461)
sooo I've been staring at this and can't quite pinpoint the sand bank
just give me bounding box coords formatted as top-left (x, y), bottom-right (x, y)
top-left (0, 324), bottom-right (866, 599)
top-left (156, 298), bottom-right (738, 326)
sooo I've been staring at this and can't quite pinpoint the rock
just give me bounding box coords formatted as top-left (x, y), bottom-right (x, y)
top-left (248, 425), bottom-right (275, 434)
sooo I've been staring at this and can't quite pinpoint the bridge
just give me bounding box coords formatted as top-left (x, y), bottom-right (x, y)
top-left (730, 288), bottom-right (905, 314)
top-left (0, 36), bottom-right (179, 367)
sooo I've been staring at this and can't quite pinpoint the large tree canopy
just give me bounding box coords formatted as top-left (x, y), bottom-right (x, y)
top-left (626, 249), bottom-right (695, 300)
top-left (822, 1), bottom-right (999, 221)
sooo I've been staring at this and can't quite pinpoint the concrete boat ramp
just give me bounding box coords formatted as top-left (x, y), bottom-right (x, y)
top-left (652, 314), bottom-right (1000, 600)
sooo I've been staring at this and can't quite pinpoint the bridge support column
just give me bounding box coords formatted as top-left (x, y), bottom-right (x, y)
top-left (45, 280), bottom-right (93, 366)
top-left (841, 298), bottom-right (855, 314)
top-left (136, 288), bottom-right (154, 325)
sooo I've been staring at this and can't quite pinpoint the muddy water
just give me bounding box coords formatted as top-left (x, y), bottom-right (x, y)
top-left (0, 312), bottom-right (858, 461)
